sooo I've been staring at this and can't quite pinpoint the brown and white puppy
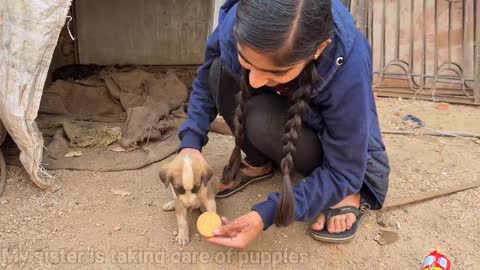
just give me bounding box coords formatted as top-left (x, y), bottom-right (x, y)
top-left (159, 154), bottom-right (219, 245)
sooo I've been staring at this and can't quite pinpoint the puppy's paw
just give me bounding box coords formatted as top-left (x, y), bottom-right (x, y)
top-left (176, 229), bottom-right (190, 245)
top-left (162, 200), bottom-right (176, 211)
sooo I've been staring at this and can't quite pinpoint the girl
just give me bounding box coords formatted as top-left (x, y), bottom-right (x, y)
top-left (177, 0), bottom-right (390, 248)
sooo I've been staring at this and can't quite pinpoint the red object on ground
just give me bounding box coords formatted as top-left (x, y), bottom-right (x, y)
top-left (421, 250), bottom-right (451, 270)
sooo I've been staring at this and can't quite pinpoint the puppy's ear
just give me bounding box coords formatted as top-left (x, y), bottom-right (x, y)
top-left (201, 167), bottom-right (214, 187)
top-left (158, 164), bottom-right (170, 188)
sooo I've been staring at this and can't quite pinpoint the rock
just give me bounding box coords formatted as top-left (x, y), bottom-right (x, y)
top-left (109, 145), bottom-right (126, 152)
top-left (144, 201), bottom-right (155, 206)
top-left (172, 230), bottom-right (178, 236)
top-left (64, 151), bottom-right (83, 158)
top-left (0, 199), bottom-right (8, 205)
top-left (113, 224), bottom-right (122, 231)
top-left (376, 213), bottom-right (393, 228)
top-left (111, 189), bottom-right (131, 197)
top-left (435, 102), bottom-right (449, 110)
top-left (374, 229), bottom-right (400, 245)
top-left (41, 201), bottom-right (55, 208)
top-left (56, 210), bottom-right (64, 218)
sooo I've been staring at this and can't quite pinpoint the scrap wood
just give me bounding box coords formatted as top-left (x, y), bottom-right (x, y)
top-left (209, 116), bottom-right (480, 139)
top-left (383, 180), bottom-right (480, 210)
top-left (382, 130), bottom-right (480, 139)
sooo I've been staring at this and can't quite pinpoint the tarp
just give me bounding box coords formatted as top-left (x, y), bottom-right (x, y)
top-left (0, 0), bottom-right (72, 189)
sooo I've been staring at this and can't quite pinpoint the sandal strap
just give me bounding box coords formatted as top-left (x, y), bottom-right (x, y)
top-left (221, 161), bottom-right (271, 184)
top-left (322, 205), bottom-right (363, 221)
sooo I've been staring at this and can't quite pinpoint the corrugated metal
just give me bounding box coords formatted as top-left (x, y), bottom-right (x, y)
top-left (75, 0), bottom-right (213, 65)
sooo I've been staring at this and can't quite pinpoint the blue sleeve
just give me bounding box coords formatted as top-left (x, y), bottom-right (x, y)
top-left (252, 43), bottom-right (372, 229)
top-left (178, 28), bottom-right (221, 151)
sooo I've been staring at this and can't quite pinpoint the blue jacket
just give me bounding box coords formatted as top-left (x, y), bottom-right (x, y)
top-left (179, 0), bottom-right (390, 229)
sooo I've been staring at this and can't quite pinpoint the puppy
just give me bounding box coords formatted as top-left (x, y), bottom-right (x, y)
top-left (159, 154), bottom-right (219, 245)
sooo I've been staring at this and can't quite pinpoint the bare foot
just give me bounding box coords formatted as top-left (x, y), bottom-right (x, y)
top-left (311, 193), bottom-right (361, 233)
top-left (217, 161), bottom-right (272, 192)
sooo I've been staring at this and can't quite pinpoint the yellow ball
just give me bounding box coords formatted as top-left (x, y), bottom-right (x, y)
top-left (196, 211), bottom-right (222, 238)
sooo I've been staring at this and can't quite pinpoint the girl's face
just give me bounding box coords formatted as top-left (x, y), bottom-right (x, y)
top-left (237, 40), bottom-right (331, 88)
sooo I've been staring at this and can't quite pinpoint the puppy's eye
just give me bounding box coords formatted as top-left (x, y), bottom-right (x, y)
top-left (191, 185), bottom-right (201, 194)
top-left (173, 185), bottom-right (185, 195)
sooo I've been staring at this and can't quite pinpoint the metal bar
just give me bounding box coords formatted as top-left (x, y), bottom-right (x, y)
top-left (434, 0), bottom-right (438, 83)
top-left (421, 0), bottom-right (426, 89)
top-left (408, 0), bottom-right (415, 79)
top-left (368, 0), bottom-right (373, 43)
top-left (395, 0), bottom-right (401, 60)
top-left (356, 0), bottom-right (368, 35)
top-left (462, 0), bottom-right (467, 81)
top-left (447, 0), bottom-right (453, 65)
top-left (380, 0), bottom-right (386, 77)
top-left (475, 0), bottom-right (480, 103)
top-left (72, 0), bottom-right (79, 64)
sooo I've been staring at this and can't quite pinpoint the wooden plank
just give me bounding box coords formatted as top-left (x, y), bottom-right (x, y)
top-left (374, 90), bottom-right (478, 105)
top-left (375, 86), bottom-right (474, 97)
top-left (383, 180), bottom-right (480, 210)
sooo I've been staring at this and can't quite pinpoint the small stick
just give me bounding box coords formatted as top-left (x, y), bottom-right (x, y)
top-left (382, 130), bottom-right (480, 139)
top-left (383, 180), bottom-right (480, 210)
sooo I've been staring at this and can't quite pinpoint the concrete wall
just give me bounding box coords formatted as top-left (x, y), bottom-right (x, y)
top-left (75, 0), bottom-right (213, 65)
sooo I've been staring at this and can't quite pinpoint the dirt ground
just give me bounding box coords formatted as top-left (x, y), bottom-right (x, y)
top-left (0, 98), bottom-right (479, 270)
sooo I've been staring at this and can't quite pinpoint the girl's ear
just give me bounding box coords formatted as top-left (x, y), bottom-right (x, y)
top-left (314, 38), bottom-right (332, 60)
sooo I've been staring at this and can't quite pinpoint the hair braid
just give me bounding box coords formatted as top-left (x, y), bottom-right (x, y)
top-left (275, 61), bottom-right (319, 226)
top-left (222, 69), bottom-right (252, 184)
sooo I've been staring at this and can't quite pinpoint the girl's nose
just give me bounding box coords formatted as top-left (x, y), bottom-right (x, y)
top-left (248, 69), bottom-right (269, 88)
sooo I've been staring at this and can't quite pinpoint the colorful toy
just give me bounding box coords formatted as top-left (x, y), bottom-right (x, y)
top-left (421, 250), bottom-right (451, 270)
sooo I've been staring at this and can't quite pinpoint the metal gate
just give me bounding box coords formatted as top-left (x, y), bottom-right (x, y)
top-left (352, 0), bottom-right (479, 105)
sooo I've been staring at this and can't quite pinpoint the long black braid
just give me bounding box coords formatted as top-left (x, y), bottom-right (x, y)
top-left (222, 69), bottom-right (251, 183)
top-left (275, 60), bottom-right (319, 226)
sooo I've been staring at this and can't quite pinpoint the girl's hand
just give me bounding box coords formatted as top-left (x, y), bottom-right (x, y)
top-left (206, 211), bottom-right (264, 249)
top-left (179, 148), bottom-right (208, 164)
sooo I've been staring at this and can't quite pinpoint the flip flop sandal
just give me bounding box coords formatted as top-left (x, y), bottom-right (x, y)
top-left (310, 205), bottom-right (366, 243)
top-left (216, 163), bottom-right (274, 199)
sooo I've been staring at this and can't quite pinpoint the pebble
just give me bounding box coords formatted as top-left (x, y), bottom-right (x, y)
top-left (145, 201), bottom-right (155, 206)
top-left (374, 229), bottom-right (400, 245)
top-left (41, 201), bottom-right (55, 208)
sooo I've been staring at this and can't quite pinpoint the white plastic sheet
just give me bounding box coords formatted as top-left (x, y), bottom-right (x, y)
top-left (0, 0), bottom-right (72, 189)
